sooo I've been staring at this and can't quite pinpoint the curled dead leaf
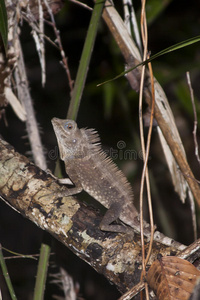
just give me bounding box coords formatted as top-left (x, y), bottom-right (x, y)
top-left (147, 256), bottom-right (200, 300)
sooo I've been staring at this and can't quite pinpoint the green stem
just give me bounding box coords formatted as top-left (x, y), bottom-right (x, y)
top-left (33, 243), bottom-right (51, 300)
top-left (0, 244), bottom-right (17, 300)
top-left (67, 0), bottom-right (105, 120)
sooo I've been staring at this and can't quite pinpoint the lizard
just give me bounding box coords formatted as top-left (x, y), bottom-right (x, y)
top-left (51, 117), bottom-right (141, 234)
top-left (51, 117), bottom-right (185, 249)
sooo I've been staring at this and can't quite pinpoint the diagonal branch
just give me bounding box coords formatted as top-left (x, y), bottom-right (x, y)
top-left (0, 137), bottom-right (185, 294)
top-left (102, 1), bottom-right (200, 207)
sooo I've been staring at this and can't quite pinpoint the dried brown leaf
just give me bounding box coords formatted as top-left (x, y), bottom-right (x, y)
top-left (147, 256), bottom-right (200, 300)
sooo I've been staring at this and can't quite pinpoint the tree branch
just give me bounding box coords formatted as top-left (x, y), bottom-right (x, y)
top-left (0, 137), bottom-right (185, 293)
top-left (102, 1), bottom-right (200, 207)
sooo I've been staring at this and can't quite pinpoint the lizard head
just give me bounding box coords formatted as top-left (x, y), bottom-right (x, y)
top-left (51, 118), bottom-right (84, 160)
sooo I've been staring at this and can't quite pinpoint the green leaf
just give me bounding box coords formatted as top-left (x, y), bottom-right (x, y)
top-left (67, 0), bottom-right (105, 120)
top-left (98, 35), bottom-right (200, 86)
top-left (0, 245), bottom-right (17, 300)
top-left (0, 0), bottom-right (8, 51)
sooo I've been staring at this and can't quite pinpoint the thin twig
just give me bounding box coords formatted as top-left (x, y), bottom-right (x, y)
top-left (25, 3), bottom-right (46, 86)
top-left (138, 1), bottom-right (157, 299)
top-left (43, 0), bottom-right (74, 93)
top-left (122, 0), bottom-right (142, 53)
top-left (139, 1), bottom-right (150, 299)
top-left (186, 72), bottom-right (198, 240)
top-left (0, 244), bottom-right (17, 300)
top-left (38, 0), bottom-right (46, 86)
top-left (144, 59), bottom-right (155, 265)
top-left (22, 12), bottom-right (60, 50)
top-left (186, 72), bottom-right (200, 165)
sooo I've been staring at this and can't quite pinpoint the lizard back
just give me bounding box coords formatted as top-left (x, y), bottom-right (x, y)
top-left (80, 127), bottom-right (134, 203)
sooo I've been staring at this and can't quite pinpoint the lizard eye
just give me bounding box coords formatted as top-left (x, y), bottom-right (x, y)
top-left (64, 121), bottom-right (74, 130)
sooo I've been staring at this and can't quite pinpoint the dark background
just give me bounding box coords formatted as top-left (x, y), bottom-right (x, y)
top-left (0, 0), bottom-right (200, 299)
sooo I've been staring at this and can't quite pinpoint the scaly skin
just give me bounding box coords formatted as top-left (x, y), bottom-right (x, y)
top-left (51, 118), bottom-right (185, 250)
top-left (52, 118), bottom-right (139, 233)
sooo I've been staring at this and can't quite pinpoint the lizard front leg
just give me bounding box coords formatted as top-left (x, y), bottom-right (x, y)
top-left (100, 202), bottom-right (134, 234)
top-left (46, 169), bottom-right (73, 185)
top-left (55, 166), bottom-right (83, 197)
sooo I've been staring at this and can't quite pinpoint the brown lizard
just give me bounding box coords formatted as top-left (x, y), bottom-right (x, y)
top-left (51, 117), bottom-right (141, 233)
top-left (51, 118), bottom-right (185, 249)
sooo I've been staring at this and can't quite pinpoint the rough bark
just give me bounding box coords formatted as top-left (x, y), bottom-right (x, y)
top-left (0, 138), bottom-right (185, 293)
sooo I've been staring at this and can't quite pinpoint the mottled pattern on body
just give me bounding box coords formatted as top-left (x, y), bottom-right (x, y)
top-left (51, 118), bottom-right (139, 233)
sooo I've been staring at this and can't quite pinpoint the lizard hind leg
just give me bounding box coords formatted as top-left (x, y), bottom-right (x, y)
top-left (100, 202), bottom-right (134, 234)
